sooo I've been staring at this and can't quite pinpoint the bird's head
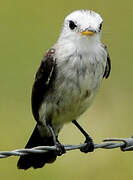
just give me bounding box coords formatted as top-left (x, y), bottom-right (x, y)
top-left (59, 10), bottom-right (103, 43)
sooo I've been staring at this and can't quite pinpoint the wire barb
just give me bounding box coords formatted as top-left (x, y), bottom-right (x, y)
top-left (0, 136), bottom-right (133, 159)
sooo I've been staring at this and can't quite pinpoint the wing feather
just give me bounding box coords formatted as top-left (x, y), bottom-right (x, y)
top-left (31, 48), bottom-right (56, 122)
top-left (103, 46), bottom-right (111, 79)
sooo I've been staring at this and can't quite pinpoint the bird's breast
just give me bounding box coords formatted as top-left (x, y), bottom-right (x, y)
top-left (40, 44), bottom-right (107, 127)
top-left (50, 52), bottom-right (106, 125)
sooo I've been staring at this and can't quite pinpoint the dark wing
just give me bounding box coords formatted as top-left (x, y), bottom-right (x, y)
top-left (103, 46), bottom-right (111, 79)
top-left (31, 48), bottom-right (56, 122)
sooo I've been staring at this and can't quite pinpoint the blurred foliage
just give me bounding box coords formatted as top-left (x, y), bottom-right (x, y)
top-left (0, 0), bottom-right (133, 179)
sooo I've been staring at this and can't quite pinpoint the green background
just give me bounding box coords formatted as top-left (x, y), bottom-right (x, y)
top-left (0, 0), bottom-right (133, 179)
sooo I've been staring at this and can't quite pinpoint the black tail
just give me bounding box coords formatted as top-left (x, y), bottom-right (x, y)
top-left (17, 125), bottom-right (57, 170)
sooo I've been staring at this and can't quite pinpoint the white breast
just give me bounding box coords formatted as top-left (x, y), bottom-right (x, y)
top-left (52, 42), bottom-right (106, 123)
top-left (39, 40), bottom-right (107, 129)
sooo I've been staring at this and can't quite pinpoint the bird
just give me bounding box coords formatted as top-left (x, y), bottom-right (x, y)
top-left (17, 9), bottom-right (111, 170)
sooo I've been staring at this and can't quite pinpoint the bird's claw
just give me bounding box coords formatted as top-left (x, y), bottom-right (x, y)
top-left (55, 143), bottom-right (66, 156)
top-left (80, 136), bottom-right (94, 153)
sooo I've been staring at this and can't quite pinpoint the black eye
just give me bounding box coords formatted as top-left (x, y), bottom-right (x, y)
top-left (99, 22), bottom-right (103, 31)
top-left (69, 21), bottom-right (77, 30)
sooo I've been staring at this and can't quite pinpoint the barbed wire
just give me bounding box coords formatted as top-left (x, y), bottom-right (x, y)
top-left (0, 136), bottom-right (133, 159)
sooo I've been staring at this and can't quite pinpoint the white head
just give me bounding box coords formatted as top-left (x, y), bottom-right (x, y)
top-left (59, 10), bottom-right (103, 43)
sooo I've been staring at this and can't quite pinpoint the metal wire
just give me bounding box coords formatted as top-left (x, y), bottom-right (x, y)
top-left (0, 136), bottom-right (133, 158)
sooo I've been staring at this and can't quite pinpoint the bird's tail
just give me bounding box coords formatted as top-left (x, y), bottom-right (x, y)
top-left (17, 125), bottom-right (57, 170)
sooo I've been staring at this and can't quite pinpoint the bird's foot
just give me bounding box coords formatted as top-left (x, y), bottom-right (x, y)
top-left (80, 135), bottom-right (94, 153)
top-left (55, 143), bottom-right (66, 156)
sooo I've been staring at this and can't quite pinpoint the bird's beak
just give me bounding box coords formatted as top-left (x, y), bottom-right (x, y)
top-left (81, 30), bottom-right (96, 36)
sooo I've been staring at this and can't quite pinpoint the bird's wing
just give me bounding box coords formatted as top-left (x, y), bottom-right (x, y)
top-left (103, 45), bottom-right (111, 79)
top-left (31, 48), bottom-right (56, 122)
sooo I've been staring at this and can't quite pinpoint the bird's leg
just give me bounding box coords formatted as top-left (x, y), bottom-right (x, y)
top-left (72, 120), bottom-right (94, 153)
top-left (47, 124), bottom-right (66, 156)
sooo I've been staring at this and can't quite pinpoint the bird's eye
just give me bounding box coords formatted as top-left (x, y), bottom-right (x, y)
top-left (69, 21), bottom-right (77, 30)
top-left (99, 22), bottom-right (103, 31)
